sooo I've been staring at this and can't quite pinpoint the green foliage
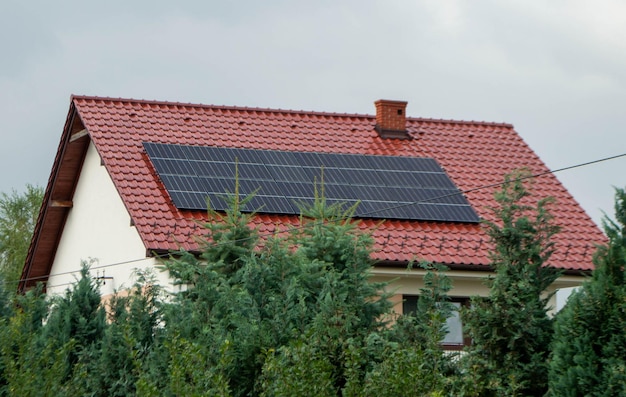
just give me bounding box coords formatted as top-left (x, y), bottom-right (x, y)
top-left (0, 287), bottom-right (68, 397)
top-left (158, 185), bottom-right (393, 396)
top-left (362, 348), bottom-right (443, 397)
top-left (389, 263), bottom-right (454, 350)
top-left (259, 342), bottom-right (335, 397)
top-left (0, 265), bottom-right (166, 396)
top-left (548, 188), bottom-right (626, 396)
top-left (368, 263), bottom-right (456, 397)
top-left (154, 338), bottom-right (232, 397)
top-left (44, 264), bottom-right (106, 372)
top-left (275, 193), bottom-right (391, 394)
top-left (159, 192), bottom-right (262, 396)
top-left (72, 270), bottom-right (163, 396)
top-left (0, 185), bottom-right (43, 292)
top-left (460, 171), bottom-right (561, 396)
top-left (0, 174), bottom-right (599, 396)
top-left (0, 281), bottom-right (13, 321)
top-left (295, 192), bottom-right (391, 334)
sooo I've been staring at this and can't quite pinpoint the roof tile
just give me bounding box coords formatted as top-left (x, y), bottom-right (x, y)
top-left (66, 96), bottom-right (607, 271)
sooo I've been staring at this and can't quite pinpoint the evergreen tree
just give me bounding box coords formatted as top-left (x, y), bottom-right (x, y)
top-left (160, 191), bottom-right (262, 396)
top-left (548, 188), bottom-right (626, 396)
top-left (294, 193), bottom-right (391, 336)
top-left (258, 340), bottom-right (336, 397)
top-left (0, 178), bottom-right (515, 395)
top-left (43, 263), bottom-right (106, 382)
top-left (460, 171), bottom-right (561, 396)
top-left (387, 263), bottom-right (454, 353)
top-left (160, 183), bottom-right (392, 396)
top-left (69, 270), bottom-right (163, 396)
top-left (364, 263), bottom-right (456, 397)
top-left (258, 192), bottom-right (392, 396)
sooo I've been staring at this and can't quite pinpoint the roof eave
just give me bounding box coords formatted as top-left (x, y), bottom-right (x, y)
top-left (19, 102), bottom-right (91, 292)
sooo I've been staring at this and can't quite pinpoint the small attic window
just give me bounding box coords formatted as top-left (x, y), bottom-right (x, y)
top-left (397, 109), bottom-right (403, 116)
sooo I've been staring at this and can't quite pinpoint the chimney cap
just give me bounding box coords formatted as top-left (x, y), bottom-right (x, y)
top-left (374, 99), bottom-right (408, 106)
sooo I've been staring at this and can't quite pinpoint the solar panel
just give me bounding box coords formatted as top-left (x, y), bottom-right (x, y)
top-left (143, 142), bottom-right (480, 223)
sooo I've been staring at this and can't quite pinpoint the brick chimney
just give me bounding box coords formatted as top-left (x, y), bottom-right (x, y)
top-left (374, 100), bottom-right (410, 139)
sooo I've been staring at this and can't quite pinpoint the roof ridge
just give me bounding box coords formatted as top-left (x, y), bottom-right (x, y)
top-left (71, 95), bottom-right (371, 119)
top-left (71, 94), bottom-right (514, 127)
top-left (408, 116), bottom-right (514, 128)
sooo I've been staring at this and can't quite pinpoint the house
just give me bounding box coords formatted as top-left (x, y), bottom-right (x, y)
top-left (20, 96), bottom-right (605, 347)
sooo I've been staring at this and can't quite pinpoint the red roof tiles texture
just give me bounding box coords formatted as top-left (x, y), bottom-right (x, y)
top-left (73, 96), bottom-right (604, 271)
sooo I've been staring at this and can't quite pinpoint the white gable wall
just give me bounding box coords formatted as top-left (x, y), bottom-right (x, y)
top-left (47, 141), bottom-right (172, 296)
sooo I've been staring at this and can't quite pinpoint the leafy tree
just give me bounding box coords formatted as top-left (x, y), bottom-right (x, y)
top-left (0, 281), bottom-right (12, 321)
top-left (0, 185), bottom-right (43, 291)
top-left (0, 286), bottom-right (66, 397)
top-left (0, 186), bottom-right (43, 395)
top-left (548, 188), bottom-right (626, 396)
top-left (460, 171), bottom-right (561, 396)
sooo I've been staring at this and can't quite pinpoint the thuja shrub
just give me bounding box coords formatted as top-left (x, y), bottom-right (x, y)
top-left (459, 171), bottom-right (560, 397)
top-left (548, 188), bottom-right (626, 396)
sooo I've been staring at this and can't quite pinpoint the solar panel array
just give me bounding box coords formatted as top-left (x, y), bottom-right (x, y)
top-left (143, 142), bottom-right (479, 223)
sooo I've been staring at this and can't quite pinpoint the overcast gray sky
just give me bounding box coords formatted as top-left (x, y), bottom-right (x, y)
top-left (1, 0), bottom-right (625, 227)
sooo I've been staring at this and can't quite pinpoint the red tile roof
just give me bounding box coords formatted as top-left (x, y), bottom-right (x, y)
top-left (22, 95), bottom-right (607, 289)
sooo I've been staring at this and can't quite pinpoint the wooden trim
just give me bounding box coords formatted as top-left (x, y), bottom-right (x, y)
top-left (70, 128), bottom-right (88, 142)
top-left (50, 200), bottom-right (73, 208)
top-left (20, 105), bottom-right (90, 293)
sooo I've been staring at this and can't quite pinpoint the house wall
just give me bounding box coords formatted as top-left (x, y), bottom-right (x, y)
top-left (372, 268), bottom-right (491, 302)
top-left (47, 141), bottom-right (173, 296)
top-left (371, 267), bottom-right (586, 316)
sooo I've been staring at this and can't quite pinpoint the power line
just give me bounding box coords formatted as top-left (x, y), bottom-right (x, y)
top-left (360, 151), bottom-right (626, 218)
top-left (16, 255), bottom-right (168, 286)
top-left (8, 151), bottom-right (626, 289)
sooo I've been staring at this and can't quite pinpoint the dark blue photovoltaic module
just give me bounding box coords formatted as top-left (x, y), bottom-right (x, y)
top-left (143, 142), bottom-right (479, 223)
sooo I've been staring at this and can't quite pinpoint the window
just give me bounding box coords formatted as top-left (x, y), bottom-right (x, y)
top-left (442, 301), bottom-right (463, 345)
top-left (402, 295), bottom-right (469, 348)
